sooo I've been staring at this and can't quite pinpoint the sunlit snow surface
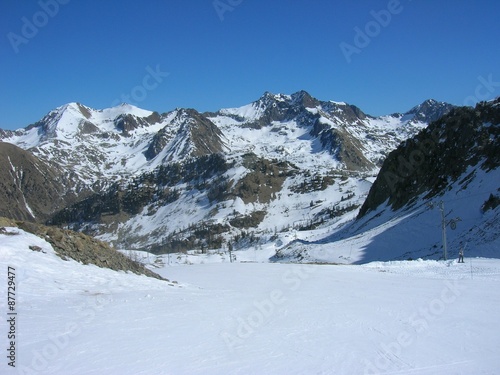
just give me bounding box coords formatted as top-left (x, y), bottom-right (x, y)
top-left (2, 229), bottom-right (499, 375)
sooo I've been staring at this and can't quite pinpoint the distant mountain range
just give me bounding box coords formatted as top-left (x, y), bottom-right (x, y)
top-left (4, 91), bottom-right (496, 262)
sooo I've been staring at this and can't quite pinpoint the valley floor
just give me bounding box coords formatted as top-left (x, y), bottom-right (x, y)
top-left (2, 229), bottom-right (500, 374)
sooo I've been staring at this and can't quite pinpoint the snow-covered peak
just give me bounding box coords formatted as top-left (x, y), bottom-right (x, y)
top-left (260, 91), bottom-right (291, 103)
top-left (52, 101), bottom-right (153, 124)
top-left (14, 102), bottom-right (157, 143)
top-left (33, 102), bottom-right (84, 138)
top-left (95, 103), bottom-right (153, 121)
top-left (407, 99), bottom-right (439, 112)
top-left (218, 91), bottom-right (318, 122)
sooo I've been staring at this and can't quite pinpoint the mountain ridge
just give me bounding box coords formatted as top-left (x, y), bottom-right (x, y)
top-left (0, 91), bottom-right (459, 255)
top-left (1, 91), bottom-right (453, 183)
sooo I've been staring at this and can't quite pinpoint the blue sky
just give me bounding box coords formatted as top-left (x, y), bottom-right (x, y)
top-left (1, 0), bottom-right (499, 130)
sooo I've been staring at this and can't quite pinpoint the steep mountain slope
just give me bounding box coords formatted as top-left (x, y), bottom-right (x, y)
top-left (276, 99), bottom-right (500, 263)
top-left (359, 100), bottom-right (499, 216)
top-left (0, 142), bottom-right (75, 221)
top-left (0, 91), bottom-right (454, 253)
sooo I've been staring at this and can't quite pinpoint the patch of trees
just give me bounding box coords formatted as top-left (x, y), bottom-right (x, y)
top-left (481, 193), bottom-right (500, 213)
top-left (148, 221), bottom-right (230, 254)
top-left (48, 154), bottom-right (231, 226)
top-left (229, 211), bottom-right (266, 228)
top-left (290, 174), bottom-right (335, 194)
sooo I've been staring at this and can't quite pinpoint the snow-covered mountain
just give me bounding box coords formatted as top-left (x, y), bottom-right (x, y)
top-left (276, 99), bottom-right (500, 263)
top-left (0, 91), bottom-right (456, 253)
top-left (208, 91), bottom-right (452, 170)
top-left (1, 103), bottom-right (226, 189)
top-left (1, 91), bottom-right (452, 185)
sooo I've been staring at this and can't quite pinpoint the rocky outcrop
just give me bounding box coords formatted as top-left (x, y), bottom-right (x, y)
top-left (310, 119), bottom-right (374, 171)
top-left (1, 217), bottom-right (165, 280)
top-left (184, 109), bottom-right (226, 156)
top-left (114, 112), bottom-right (161, 135)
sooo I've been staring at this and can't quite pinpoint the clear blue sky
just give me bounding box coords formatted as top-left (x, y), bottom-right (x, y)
top-left (1, 0), bottom-right (499, 130)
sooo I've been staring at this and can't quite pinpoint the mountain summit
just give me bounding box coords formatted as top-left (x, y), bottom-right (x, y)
top-left (402, 99), bottom-right (455, 124)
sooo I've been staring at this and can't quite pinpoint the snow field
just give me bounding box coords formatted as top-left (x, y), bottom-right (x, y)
top-left (2, 229), bottom-right (500, 374)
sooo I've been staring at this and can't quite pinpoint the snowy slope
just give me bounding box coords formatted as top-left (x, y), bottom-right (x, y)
top-left (2, 228), bottom-right (500, 374)
top-left (275, 166), bottom-right (500, 265)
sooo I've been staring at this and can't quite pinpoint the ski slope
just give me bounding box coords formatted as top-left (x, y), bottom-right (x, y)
top-left (1, 228), bottom-right (500, 374)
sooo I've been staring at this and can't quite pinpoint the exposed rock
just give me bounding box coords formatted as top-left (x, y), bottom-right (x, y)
top-left (7, 218), bottom-right (165, 280)
top-left (114, 114), bottom-right (153, 135)
top-left (229, 154), bottom-right (291, 204)
top-left (29, 245), bottom-right (43, 252)
top-left (79, 120), bottom-right (99, 134)
top-left (310, 119), bottom-right (374, 170)
top-left (145, 109), bottom-right (226, 160)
